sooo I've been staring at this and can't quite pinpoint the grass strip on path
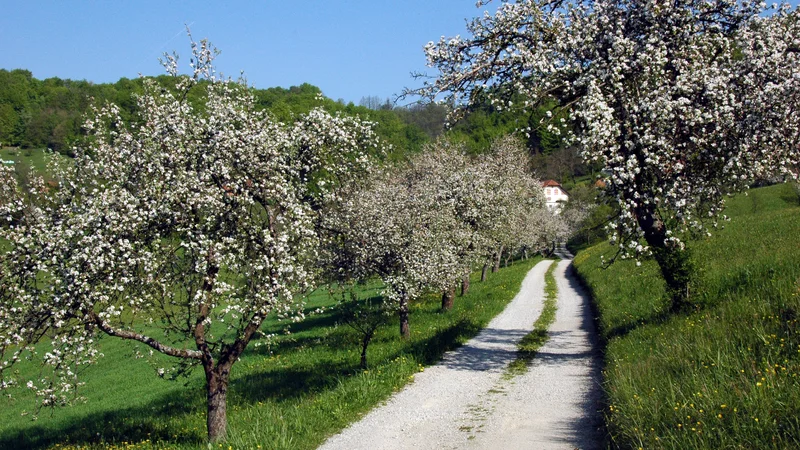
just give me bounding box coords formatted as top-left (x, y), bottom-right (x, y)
top-left (505, 259), bottom-right (558, 378)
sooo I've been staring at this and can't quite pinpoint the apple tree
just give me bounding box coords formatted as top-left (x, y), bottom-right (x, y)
top-left (416, 0), bottom-right (799, 308)
top-left (0, 39), bottom-right (381, 442)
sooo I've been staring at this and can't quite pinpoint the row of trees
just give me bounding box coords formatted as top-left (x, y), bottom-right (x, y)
top-left (321, 136), bottom-right (562, 339)
top-left (0, 38), bottom-right (564, 443)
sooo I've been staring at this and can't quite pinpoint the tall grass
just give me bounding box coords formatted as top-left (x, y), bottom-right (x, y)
top-left (574, 183), bottom-right (800, 449)
top-left (0, 257), bottom-right (542, 450)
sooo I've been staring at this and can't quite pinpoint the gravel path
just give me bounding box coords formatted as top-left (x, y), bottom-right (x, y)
top-left (319, 258), bottom-right (603, 449)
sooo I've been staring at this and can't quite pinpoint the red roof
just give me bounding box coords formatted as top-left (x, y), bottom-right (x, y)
top-left (542, 180), bottom-right (561, 187)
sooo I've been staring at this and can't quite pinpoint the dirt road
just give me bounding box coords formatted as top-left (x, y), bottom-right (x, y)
top-left (319, 258), bottom-right (603, 449)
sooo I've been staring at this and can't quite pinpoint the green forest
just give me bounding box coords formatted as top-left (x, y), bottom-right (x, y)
top-left (0, 69), bottom-right (425, 158)
top-left (0, 68), bottom-right (585, 180)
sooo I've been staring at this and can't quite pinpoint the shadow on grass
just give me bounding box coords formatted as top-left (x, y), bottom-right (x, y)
top-left (404, 318), bottom-right (485, 367)
top-left (777, 185), bottom-right (800, 207)
top-left (260, 305), bottom-right (344, 336)
top-left (569, 263), bottom-right (675, 345)
top-left (601, 309), bottom-right (675, 343)
top-left (230, 360), bottom-right (356, 403)
top-left (252, 294), bottom-right (386, 357)
top-left (0, 309), bottom-right (484, 449)
top-left (0, 360), bottom-right (362, 450)
top-left (0, 387), bottom-right (206, 450)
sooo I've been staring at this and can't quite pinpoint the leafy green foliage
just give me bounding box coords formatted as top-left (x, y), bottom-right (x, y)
top-left (445, 91), bottom-right (564, 156)
top-left (0, 71), bottom-right (430, 161)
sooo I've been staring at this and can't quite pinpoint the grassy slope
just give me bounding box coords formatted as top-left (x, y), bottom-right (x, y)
top-left (574, 183), bottom-right (800, 449)
top-left (1, 147), bottom-right (61, 180)
top-left (0, 257), bottom-right (542, 450)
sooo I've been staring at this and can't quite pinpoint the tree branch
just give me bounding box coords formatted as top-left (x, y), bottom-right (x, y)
top-left (89, 312), bottom-right (202, 359)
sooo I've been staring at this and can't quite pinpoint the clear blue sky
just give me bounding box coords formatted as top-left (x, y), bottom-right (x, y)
top-left (3, 1), bottom-right (797, 105)
top-left (0, 1), bottom-right (496, 105)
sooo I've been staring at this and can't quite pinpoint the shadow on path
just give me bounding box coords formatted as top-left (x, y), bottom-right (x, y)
top-left (439, 327), bottom-right (528, 372)
top-left (528, 261), bottom-right (605, 450)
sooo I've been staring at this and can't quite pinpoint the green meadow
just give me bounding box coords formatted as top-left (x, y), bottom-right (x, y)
top-left (1, 147), bottom-right (61, 181)
top-left (574, 183), bottom-right (800, 449)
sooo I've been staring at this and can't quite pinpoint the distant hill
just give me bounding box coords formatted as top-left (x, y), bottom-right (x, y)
top-left (0, 69), bottom-right (434, 161)
top-left (1, 68), bottom-right (595, 183)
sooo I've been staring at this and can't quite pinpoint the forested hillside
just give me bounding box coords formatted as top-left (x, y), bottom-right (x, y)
top-left (0, 68), bottom-right (588, 177)
top-left (0, 69), bottom-right (429, 160)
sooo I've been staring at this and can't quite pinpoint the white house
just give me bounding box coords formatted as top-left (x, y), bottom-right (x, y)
top-left (542, 180), bottom-right (569, 212)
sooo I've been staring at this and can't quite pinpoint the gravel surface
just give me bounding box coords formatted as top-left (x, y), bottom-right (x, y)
top-left (319, 258), bottom-right (603, 450)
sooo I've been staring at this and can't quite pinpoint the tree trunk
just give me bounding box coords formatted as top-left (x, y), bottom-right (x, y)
top-left (652, 246), bottom-right (694, 311)
top-left (360, 330), bottom-right (374, 369)
top-left (441, 285), bottom-right (455, 311)
top-left (399, 295), bottom-right (410, 339)
top-left (205, 367), bottom-right (229, 443)
top-left (481, 264), bottom-right (489, 282)
top-left (523, 248), bottom-right (528, 260)
top-left (492, 245), bottom-right (503, 273)
top-left (360, 345), bottom-right (368, 369)
top-left (461, 273), bottom-right (470, 296)
top-left (635, 205), bottom-right (694, 311)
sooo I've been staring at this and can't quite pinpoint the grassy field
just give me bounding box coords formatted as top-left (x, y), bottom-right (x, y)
top-left (0, 257), bottom-right (542, 450)
top-left (573, 183), bottom-right (800, 449)
top-left (1, 147), bottom-right (62, 181)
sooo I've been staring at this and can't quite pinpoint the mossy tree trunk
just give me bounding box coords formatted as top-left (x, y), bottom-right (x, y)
top-left (441, 285), bottom-right (456, 310)
top-left (635, 204), bottom-right (694, 311)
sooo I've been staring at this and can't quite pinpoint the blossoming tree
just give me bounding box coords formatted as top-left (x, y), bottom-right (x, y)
top-left (323, 157), bottom-right (464, 337)
top-left (474, 136), bottom-right (549, 275)
top-left (0, 39), bottom-right (380, 442)
top-left (322, 135), bottom-right (550, 335)
top-left (417, 0), bottom-right (799, 309)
